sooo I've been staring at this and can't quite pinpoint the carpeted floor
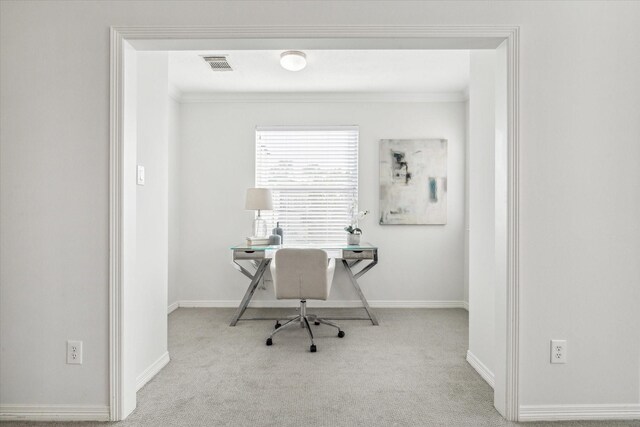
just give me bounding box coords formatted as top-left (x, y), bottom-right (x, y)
top-left (4, 308), bottom-right (638, 426)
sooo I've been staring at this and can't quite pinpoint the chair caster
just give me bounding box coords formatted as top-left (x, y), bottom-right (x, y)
top-left (266, 338), bottom-right (272, 346)
top-left (275, 322), bottom-right (281, 329)
top-left (338, 330), bottom-right (345, 338)
top-left (314, 321), bottom-right (320, 325)
top-left (310, 344), bottom-right (317, 353)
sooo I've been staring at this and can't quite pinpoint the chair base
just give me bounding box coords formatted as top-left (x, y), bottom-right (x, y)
top-left (266, 300), bottom-right (345, 352)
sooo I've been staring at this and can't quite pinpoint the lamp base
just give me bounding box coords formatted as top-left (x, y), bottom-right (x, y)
top-left (253, 216), bottom-right (268, 238)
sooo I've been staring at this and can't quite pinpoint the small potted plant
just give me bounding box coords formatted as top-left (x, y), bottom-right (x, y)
top-left (345, 205), bottom-right (369, 245)
top-left (344, 225), bottom-right (362, 245)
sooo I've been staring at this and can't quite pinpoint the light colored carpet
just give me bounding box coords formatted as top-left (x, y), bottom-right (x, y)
top-left (4, 308), bottom-right (638, 426)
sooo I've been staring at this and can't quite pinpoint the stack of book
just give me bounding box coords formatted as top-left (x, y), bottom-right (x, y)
top-left (246, 236), bottom-right (270, 246)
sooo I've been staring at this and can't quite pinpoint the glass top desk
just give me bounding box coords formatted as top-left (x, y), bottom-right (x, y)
top-left (229, 243), bottom-right (379, 326)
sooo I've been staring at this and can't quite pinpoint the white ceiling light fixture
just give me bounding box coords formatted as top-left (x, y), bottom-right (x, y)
top-left (280, 51), bottom-right (307, 71)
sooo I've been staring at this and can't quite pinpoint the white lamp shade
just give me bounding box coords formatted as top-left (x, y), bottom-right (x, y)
top-left (245, 188), bottom-right (273, 210)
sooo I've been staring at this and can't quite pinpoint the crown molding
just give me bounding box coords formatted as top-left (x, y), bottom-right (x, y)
top-left (176, 91), bottom-right (467, 104)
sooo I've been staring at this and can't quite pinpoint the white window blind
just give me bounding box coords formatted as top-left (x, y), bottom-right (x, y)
top-left (255, 126), bottom-right (359, 244)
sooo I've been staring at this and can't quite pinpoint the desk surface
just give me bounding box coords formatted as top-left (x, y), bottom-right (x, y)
top-left (230, 242), bottom-right (377, 251)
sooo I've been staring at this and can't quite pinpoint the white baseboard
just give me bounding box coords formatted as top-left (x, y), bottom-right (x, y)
top-left (0, 404), bottom-right (110, 422)
top-left (177, 300), bottom-right (467, 309)
top-left (372, 300), bottom-right (465, 308)
top-left (462, 300), bottom-right (469, 311)
top-left (519, 404), bottom-right (640, 421)
top-left (167, 301), bottom-right (179, 314)
top-left (466, 350), bottom-right (495, 389)
top-left (136, 351), bottom-right (170, 391)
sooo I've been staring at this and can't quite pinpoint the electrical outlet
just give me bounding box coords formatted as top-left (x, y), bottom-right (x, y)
top-left (67, 340), bottom-right (83, 365)
top-left (550, 339), bottom-right (567, 364)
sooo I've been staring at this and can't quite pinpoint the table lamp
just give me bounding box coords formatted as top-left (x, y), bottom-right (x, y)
top-left (245, 188), bottom-right (273, 237)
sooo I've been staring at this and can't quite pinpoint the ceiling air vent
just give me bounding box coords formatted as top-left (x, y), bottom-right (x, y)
top-left (202, 55), bottom-right (232, 71)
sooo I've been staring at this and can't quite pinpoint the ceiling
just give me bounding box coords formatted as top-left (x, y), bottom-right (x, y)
top-left (168, 50), bottom-right (470, 95)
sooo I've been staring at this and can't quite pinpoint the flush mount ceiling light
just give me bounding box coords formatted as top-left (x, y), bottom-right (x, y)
top-left (280, 51), bottom-right (307, 71)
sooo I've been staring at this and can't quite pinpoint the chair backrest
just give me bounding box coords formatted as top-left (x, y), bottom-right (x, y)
top-left (270, 248), bottom-right (333, 301)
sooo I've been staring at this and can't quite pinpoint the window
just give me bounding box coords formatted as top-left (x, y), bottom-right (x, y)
top-left (255, 126), bottom-right (359, 244)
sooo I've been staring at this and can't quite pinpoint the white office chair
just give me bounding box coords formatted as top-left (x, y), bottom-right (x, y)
top-left (266, 248), bottom-right (345, 352)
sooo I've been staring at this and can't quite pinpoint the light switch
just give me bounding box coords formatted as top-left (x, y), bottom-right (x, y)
top-left (137, 165), bottom-right (145, 186)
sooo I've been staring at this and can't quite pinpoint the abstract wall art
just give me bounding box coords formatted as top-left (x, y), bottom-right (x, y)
top-left (379, 139), bottom-right (448, 225)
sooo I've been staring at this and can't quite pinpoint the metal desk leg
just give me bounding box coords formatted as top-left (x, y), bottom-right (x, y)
top-left (342, 259), bottom-right (379, 326)
top-left (229, 259), bottom-right (271, 326)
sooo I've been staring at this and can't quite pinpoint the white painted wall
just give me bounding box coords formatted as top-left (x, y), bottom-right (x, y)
top-left (177, 100), bottom-right (466, 304)
top-left (1, 0), bottom-right (639, 417)
top-left (134, 53), bottom-right (169, 383)
top-left (467, 51), bottom-right (497, 380)
top-left (168, 97), bottom-right (181, 309)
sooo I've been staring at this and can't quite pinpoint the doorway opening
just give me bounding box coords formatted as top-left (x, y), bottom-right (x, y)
top-left (110, 26), bottom-right (519, 422)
